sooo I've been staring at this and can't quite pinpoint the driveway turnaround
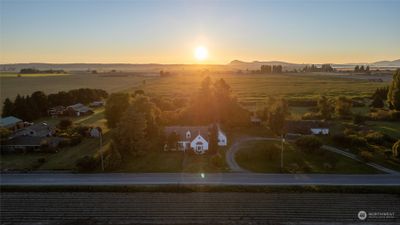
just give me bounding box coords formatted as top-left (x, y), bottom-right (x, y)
top-left (1, 173), bottom-right (400, 186)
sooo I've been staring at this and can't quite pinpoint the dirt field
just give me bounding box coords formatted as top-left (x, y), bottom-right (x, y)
top-left (1, 192), bottom-right (399, 224)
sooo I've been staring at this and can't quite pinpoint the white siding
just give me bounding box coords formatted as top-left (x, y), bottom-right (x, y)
top-left (190, 134), bottom-right (209, 154)
top-left (217, 130), bottom-right (227, 146)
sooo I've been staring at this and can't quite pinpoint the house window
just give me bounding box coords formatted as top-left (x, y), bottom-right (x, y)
top-left (186, 131), bottom-right (191, 139)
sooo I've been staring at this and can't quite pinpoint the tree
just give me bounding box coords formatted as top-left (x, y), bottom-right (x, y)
top-left (105, 93), bottom-right (130, 128)
top-left (58, 119), bottom-right (73, 130)
top-left (13, 95), bottom-right (30, 121)
top-left (392, 140), bottom-right (400, 159)
top-left (267, 99), bottom-right (288, 135)
top-left (317, 96), bottom-right (333, 119)
top-left (30, 91), bottom-right (48, 116)
top-left (104, 141), bottom-right (123, 171)
top-left (387, 69), bottom-right (400, 110)
top-left (112, 106), bottom-right (148, 159)
top-left (0, 127), bottom-right (12, 145)
top-left (208, 124), bottom-right (218, 154)
top-left (335, 96), bottom-right (352, 118)
top-left (370, 94), bottom-right (384, 108)
top-left (295, 136), bottom-right (323, 153)
top-left (354, 65), bottom-right (359, 72)
top-left (2, 98), bottom-right (14, 117)
top-left (167, 132), bottom-right (179, 150)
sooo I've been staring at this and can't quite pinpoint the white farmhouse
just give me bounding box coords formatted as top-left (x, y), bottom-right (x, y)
top-left (164, 125), bottom-right (227, 154)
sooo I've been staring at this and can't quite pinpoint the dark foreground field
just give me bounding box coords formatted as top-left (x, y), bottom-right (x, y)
top-left (1, 192), bottom-right (399, 225)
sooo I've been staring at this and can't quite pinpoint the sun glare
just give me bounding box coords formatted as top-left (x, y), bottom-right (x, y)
top-left (194, 46), bottom-right (208, 61)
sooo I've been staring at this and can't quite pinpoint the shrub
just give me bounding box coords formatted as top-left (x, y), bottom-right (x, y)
top-left (295, 136), bottom-right (323, 153)
top-left (353, 114), bottom-right (366, 125)
top-left (332, 134), bottom-right (367, 148)
top-left (359, 151), bottom-right (373, 162)
top-left (365, 131), bottom-right (385, 145)
top-left (393, 140), bottom-right (400, 159)
top-left (75, 156), bottom-right (98, 172)
top-left (58, 119), bottom-right (73, 130)
top-left (69, 135), bottom-right (82, 146)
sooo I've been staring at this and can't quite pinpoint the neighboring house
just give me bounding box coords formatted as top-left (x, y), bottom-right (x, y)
top-left (250, 115), bottom-right (262, 126)
top-left (284, 120), bottom-right (330, 135)
top-left (65, 103), bottom-right (93, 116)
top-left (48, 106), bottom-right (66, 117)
top-left (0, 116), bottom-right (24, 131)
top-left (164, 125), bottom-right (227, 154)
top-left (89, 101), bottom-right (104, 108)
top-left (11, 123), bottom-right (55, 138)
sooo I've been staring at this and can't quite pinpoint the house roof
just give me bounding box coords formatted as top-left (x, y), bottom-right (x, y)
top-left (164, 126), bottom-right (210, 142)
top-left (0, 116), bottom-right (22, 128)
top-left (13, 123), bottom-right (54, 137)
top-left (67, 103), bottom-right (92, 113)
top-left (284, 120), bottom-right (329, 134)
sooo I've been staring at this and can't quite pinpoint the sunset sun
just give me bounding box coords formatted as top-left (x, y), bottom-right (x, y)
top-left (194, 46), bottom-right (208, 61)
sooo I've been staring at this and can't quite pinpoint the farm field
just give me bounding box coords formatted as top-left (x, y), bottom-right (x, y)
top-left (2, 192), bottom-right (399, 224)
top-left (141, 73), bottom-right (389, 107)
top-left (0, 72), bottom-right (70, 77)
top-left (235, 140), bottom-right (380, 174)
top-left (0, 73), bottom-right (150, 110)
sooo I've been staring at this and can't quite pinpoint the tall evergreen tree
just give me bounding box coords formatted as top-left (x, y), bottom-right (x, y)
top-left (2, 98), bottom-right (14, 117)
top-left (387, 69), bottom-right (400, 110)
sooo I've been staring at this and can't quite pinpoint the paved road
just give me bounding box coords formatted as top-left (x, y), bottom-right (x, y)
top-left (1, 173), bottom-right (400, 186)
top-left (1, 192), bottom-right (399, 225)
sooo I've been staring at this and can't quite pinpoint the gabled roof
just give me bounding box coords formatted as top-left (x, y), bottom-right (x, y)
top-left (67, 103), bottom-right (91, 113)
top-left (0, 116), bottom-right (22, 128)
top-left (164, 126), bottom-right (210, 142)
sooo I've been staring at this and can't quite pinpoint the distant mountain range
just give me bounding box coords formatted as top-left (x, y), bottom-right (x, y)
top-left (1, 59), bottom-right (399, 72)
top-left (228, 59), bottom-right (400, 68)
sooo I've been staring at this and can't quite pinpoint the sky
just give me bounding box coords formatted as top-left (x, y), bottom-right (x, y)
top-left (1, 0), bottom-right (399, 64)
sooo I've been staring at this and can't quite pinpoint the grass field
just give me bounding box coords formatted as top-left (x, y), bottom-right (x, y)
top-left (0, 72), bottom-right (70, 77)
top-left (235, 140), bottom-right (379, 174)
top-left (0, 73), bottom-right (149, 111)
top-left (141, 73), bottom-right (389, 106)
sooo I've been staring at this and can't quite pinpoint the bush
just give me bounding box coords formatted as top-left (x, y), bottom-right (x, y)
top-left (58, 119), bottom-right (73, 130)
top-left (359, 151), bottom-right (373, 162)
top-left (353, 114), bottom-right (366, 125)
top-left (332, 134), bottom-right (367, 148)
top-left (69, 135), bottom-right (82, 146)
top-left (365, 132), bottom-right (385, 145)
top-left (295, 136), bottom-right (323, 153)
top-left (393, 140), bottom-right (400, 159)
top-left (37, 157), bottom-right (46, 164)
top-left (75, 156), bottom-right (98, 172)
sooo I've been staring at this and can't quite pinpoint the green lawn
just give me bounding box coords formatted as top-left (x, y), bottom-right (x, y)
top-left (0, 153), bottom-right (50, 171)
top-left (366, 121), bottom-right (400, 139)
top-left (119, 151), bottom-right (184, 172)
top-left (235, 140), bottom-right (379, 174)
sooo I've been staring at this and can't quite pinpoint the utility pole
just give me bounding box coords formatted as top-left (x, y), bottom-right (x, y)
top-left (99, 131), bottom-right (104, 172)
top-left (281, 134), bottom-right (285, 172)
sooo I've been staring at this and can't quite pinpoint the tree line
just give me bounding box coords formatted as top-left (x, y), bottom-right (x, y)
top-left (19, 68), bottom-right (66, 74)
top-left (302, 64), bottom-right (334, 72)
top-left (354, 65), bottom-right (370, 73)
top-left (260, 65), bottom-right (283, 73)
top-left (2, 88), bottom-right (108, 121)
